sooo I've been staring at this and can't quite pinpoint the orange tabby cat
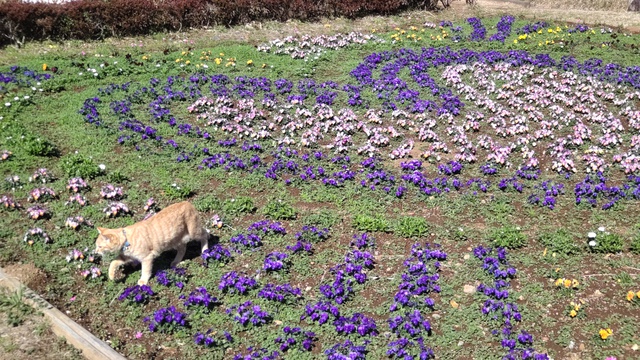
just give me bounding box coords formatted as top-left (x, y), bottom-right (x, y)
top-left (95, 201), bottom-right (209, 285)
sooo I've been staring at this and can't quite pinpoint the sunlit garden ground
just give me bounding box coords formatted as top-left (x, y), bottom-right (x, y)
top-left (1, 7), bottom-right (640, 360)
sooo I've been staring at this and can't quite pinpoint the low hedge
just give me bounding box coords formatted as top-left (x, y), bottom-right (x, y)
top-left (0, 0), bottom-right (438, 47)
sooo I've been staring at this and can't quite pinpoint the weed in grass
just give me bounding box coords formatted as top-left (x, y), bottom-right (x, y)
top-left (538, 229), bottom-right (581, 255)
top-left (163, 183), bottom-right (194, 200)
top-left (193, 194), bottom-right (221, 213)
top-left (22, 135), bottom-right (58, 157)
top-left (352, 213), bottom-right (390, 232)
top-left (630, 231), bottom-right (640, 254)
top-left (222, 196), bottom-right (256, 215)
top-left (263, 199), bottom-right (297, 220)
top-left (486, 225), bottom-right (526, 249)
top-left (0, 288), bottom-right (35, 327)
top-left (589, 231), bottom-right (624, 254)
top-left (59, 153), bottom-right (103, 179)
top-left (393, 216), bottom-right (429, 238)
top-left (302, 209), bottom-right (341, 229)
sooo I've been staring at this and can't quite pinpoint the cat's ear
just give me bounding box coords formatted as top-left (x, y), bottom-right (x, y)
top-left (97, 227), bottom-right (105, 234)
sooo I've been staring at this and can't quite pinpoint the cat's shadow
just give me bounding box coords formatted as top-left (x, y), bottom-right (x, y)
top-left (121, 235), bottom-right (220, 276)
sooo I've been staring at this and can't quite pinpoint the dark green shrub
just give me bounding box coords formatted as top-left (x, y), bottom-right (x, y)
top-left (263, 200), bottom-right (297, 220)
top-left (23, 135), bottom-right (57, 157)
top-left (60, 153), bottom-right (102, 179)
top-left (222, 196), bottom-right (255, 215)
top-left (539, 229), bottom-right (581, 255)
top-left (394, 216), bottom-right (429, 238)
top-left (590, 232), bottom-right (624, 254)
top-left (353, 214), bottom-right (389, 232)
top-left (488, 225), bottom-right (526, 249)
top-left (302, 209), bottom-right (341, 229)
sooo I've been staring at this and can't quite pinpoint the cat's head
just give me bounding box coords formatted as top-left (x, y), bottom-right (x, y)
top-left (95, 227), bottom-right (123, 254)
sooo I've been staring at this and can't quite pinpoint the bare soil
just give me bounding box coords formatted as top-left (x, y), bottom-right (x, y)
top-left (0, 310), bottom-right (82, 360)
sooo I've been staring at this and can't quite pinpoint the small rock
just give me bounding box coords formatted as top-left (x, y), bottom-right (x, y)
top-left (568, 341), bottom-right (575, 350)
top-left (632, 344), bottom-right (639, 351)
top-left (19, 344), bottom-right (35, 353)
top-left (463, 254), bottom-right (470, 260)
top-left (305, 286), bottom-right (311, 292)
top-left (274, 320), bottom-right (282, 325)
top-left (593, 290), bottom-right (604, 298)
top-left (579, 343), bottom-right (585, 351)
top-left (450, 300), bottom-right (459, 309)
top-left (386, 268), bottom-right (392, 272)
top-left (463, 285), bottom-right (476, 294)
top-left (457, 341), bottom-right (464, 346)
top-left (432, 314), bottom-right (441, 319)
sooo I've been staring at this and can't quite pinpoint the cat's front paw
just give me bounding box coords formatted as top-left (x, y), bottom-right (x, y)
top-left (137, 279), bottom-right (148, 286)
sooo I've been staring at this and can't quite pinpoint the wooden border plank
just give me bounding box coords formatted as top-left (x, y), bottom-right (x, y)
top-left (0, 268), bottom-right (128, 360)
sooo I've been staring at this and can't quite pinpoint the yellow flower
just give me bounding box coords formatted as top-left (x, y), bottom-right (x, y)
top-left (42, 64), bottom-right (47, 71)
top-left (175, 58), bottom-right (181, 63)
top-left (564, 279), bottom-right (572, 288)
top-left (215, 58), bottom-right (222, 65)
top-left (262, 63), bottom-right (267, 68)
top-left (555, 278), bottom-right (563, 287)
top-left (637, 291), bottom-right (640, 298)
top-left (572, 279), bottom-right (579, 288)
top-left (628, 291), bottom-right (636, 301)
top-left (247, 59), bottom-right (253, 65)
top-left (569, 310), bottom-right (577, 317)
top-left (219, 52), bottom-right (224, 56)
top-left (513, 39), bottom-right (518, 44)
top-left (181, 51), bottom-right (187, 56)
top-left (185, 60), bottom-right (190, 65)
top-left (142, 55), bottom-right (148, 60)
top-left (599, 328), bottom-right (613, 340)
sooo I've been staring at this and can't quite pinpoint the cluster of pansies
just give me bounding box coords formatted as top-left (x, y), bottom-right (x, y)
top-left (65, 215), bottom-right (92, 230)
top-left (29, 168), bottom-right (55, 183)
top-left (226, 301), bottom-right (271, 327)
top-left (386, 243), bottom-right (445, 359)
top-left (144, 306), bottom-right (188, 333)
top-left (23, 227), bottom-right (51, 245)
top-left (473, 246), bottom-right (549, 359)
top-left (119, 285), bottom-right (155, 304)
top-left (257, 32), bottom-right (384, 60)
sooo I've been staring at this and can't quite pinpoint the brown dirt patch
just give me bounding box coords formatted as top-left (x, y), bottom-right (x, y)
top-left (3, 263), bottom-right (49, 291)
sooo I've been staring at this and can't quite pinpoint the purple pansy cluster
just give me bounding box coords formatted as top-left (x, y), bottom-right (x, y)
top-left (144, 306), bottom-right (188, 333)
top-left (118, 285), bottom-right (155, 304)
top-left (473, 246), bottom-right (549, 360)
top-left (155, 267), bottom-right (187, 289)
top-left (182, 286), bottom-right (219, 309)
top-left (226, 301), bottom-right (271, 327)
top-left (218, 271), bottom-right (258, 294)
top-left (258, 283), bottom-right (301, 303)
top-left (385, 243), bottom-right (445, 359)
top-left (274, 326), bottom-right (316, 352)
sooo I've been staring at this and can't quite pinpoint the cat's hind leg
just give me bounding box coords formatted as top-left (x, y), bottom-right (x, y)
top-left (171, 243), bottom-right (187, 268)
top-left (199, 228), bottom-right (210, 252)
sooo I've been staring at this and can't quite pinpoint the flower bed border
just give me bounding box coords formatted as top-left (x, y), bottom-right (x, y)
top-left (0, 267), bottom-right (127, 360)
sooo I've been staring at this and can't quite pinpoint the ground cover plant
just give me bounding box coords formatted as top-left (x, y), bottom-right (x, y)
top-left (2, 12), bottom-right (640, 360)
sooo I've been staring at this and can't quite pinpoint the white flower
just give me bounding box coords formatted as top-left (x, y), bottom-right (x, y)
top-left (4, 102), bottom-right (10, 107)
top-left (14, 96), bottom-right (19, 101)
top-left (79, 72), bottom-right (83, 76)
top-left (587, 232), bottom-right (596, 239)
top-left (588, 240), bottom-right (597, 247)
top-left (598, 226), bottom-right (605, 232)
top-left (98, 164), bottom-right (106, 171)
top-left (23, 95), bottom-right (29, 100)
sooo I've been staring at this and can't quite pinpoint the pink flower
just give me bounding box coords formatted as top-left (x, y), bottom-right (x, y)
top-left (70, 296), bottom-right (76, 302)
top-left (135, 332), bottom-right (143, 339)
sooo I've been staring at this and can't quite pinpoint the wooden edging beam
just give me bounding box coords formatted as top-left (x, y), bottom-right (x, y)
top-left (0, 267), bottom-right (127, 360)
